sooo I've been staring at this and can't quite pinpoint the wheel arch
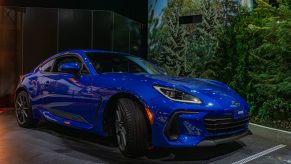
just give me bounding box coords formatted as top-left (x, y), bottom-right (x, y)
top-left (15, 86), bottom-right (29, 99)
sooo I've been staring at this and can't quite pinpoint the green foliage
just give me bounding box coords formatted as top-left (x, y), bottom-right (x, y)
top-left (148, 0), bottom-right (160, 54)
top-left (149, 0), bottom-right (227, 77)
top-left (189, 0), bottom-right (224, 78)
top-left (149, 0), bottom-right (195, 76)
top-left (230, 0), bottom-right (291, 123)
top-left (148, 0), bottom-right (291, 129)
top-left (256, 97), bottom-right (291, 124)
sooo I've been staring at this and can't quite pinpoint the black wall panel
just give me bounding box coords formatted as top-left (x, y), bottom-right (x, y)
top-left (1, 0), bottom-right (148, 24)
top-left (0, 6), bottom-right (144, 107)
top-left (129, 21), bottom-right (142, 56)
top-left (113, 13), bottom-right (130, 53)
top-left (92, 11), bottom-right (113, 51)
top-left (0, 7), bottom-right (22, 107)
top-left (59, 9), bottom-right (92, 51)
top-left (23, 7), bottom-right (57, 73)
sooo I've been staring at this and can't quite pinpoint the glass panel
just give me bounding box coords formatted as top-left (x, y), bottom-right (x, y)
top-left (129, 20), bottom-right (142, 56)
top-left (0, 6), bottom-right (144, 107)
top-left (113, 13), bottom-right (130, 53)
top-left (93, 11), bottom-right (113, 51)
top-left (58, 9), bottom-right (92, 51)
top-left (23, 7), bottom-right (58, 73)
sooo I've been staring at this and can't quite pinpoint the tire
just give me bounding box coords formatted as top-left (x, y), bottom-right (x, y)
top-left (115, 98), bottom-right (149, 157)
top-left (15, 91), bottom-right (38, 128)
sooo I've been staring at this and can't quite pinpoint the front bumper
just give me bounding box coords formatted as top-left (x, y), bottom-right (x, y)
top-left (197, 129), bottom-right (251, 147)
top-left (151, 109), bottom-right (250, 148)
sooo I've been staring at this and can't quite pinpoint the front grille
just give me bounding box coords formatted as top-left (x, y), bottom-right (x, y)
top-left (204, 116), bottom-right (249, 133)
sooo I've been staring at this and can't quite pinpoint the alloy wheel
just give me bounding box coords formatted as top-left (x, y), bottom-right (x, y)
top-left (115, 105), bottom-right (127, 151)
top-left (15, 93), bottom-right (29, 125)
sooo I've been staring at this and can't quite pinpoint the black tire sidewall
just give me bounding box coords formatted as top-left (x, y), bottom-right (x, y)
top-left (16, 91), bottom-right (37, 128)
top-left (115, 98), bottom-right (149, 158)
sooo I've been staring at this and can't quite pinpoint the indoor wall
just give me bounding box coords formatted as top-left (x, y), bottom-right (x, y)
top-left (0, 6), bottom-right (143, 107)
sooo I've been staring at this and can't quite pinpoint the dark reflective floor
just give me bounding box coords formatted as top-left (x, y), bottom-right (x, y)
top-left (1, 109), bottom-right (291, 164)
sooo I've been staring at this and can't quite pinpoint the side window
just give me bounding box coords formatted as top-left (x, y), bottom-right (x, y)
top-left (87, 54), bottom-right (147, 74)
top-left (52, 55), bottom-right (89, 74)
top-left (39, 59), bottom-right (54, 73)
top-left (112, 56), bottom-right (129, 72)
top-left (128, 60), bottom-right (146, 73)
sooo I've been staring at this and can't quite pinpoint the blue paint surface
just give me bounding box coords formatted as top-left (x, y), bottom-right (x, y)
top-left (17, 49), bottom-right (249, 148)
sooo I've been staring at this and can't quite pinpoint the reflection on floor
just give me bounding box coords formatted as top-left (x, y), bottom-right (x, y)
top-left (0, 109), bottom-right (290, 164)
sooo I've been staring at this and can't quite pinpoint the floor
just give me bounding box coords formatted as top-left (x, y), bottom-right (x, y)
top-left (0, 109), bottom-right (291, 164)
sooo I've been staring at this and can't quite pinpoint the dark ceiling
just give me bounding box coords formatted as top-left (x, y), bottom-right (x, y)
top-left (1, 0), bottom-right (148, 24)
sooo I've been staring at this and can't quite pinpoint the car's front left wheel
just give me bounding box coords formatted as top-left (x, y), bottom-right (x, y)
top-left (15, 91), bottom-right (38, 128)
top-left (115, 98), bottom-right (149, 158)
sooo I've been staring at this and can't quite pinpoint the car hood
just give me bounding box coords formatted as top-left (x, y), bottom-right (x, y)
top-left (94, 73), bottom-right (247, 110)
top-left (143, 74), bottom-right (231, 93)
top-left (98, 73), bottom-right (235, 96)
top-left (142, 74), bottom-right (247, 108)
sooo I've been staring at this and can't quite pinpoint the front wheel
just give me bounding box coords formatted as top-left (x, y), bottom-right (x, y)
top-left (15, 91), bottom-right (38, 128)
top-left (115, 98), bottom-right (149, 157)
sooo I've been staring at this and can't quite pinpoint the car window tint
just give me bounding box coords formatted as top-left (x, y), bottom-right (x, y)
top-left (39, 59), bottom-right (54, 72)
top-left (129, 61), bottom-right (145, 73)
top-left (86, 53), bottom-right (146, 74)
top-left (126, 56), bottom-right (165, 74)
top-left (112, 56), bottom-right (129, 72)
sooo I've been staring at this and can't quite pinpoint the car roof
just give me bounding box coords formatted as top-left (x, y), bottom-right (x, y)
top-left (39, 49), bottom-right (135, 68)
top-left (64, 49), bottom-right (132, 56)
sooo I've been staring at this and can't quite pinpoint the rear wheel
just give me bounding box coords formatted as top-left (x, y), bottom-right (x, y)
top-left (115, 98), bottom-right (148, 157)
top-left (15, 91), bottom-right (38, 128)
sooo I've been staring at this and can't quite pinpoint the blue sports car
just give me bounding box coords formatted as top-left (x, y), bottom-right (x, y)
top-left (15, 50), bottom-right (250, 157)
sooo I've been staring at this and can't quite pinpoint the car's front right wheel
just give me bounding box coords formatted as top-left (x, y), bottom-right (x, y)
top-left (115, 98), bottom-right (149, 157)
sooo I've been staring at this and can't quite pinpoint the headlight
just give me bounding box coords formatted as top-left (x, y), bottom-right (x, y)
top-left (153, 85), bottom-right (202, 104)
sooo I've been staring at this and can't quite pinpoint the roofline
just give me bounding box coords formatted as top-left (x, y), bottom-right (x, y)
top-left (37, 49), bottom-right (135, 69)
top-left (62, 49), bottom-right (134, 56)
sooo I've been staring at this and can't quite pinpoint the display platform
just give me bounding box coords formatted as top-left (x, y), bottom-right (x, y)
top-left (1, 109), bottom-right (290, 164)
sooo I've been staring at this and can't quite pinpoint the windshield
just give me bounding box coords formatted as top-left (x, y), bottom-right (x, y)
top-left (86, 52), bottom-right (165, 75)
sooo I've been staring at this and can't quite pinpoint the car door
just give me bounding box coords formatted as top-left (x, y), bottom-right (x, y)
top-left (47, 54), bottom-right (102, 127)
top-left (38, 59), bottom-right (58, 111)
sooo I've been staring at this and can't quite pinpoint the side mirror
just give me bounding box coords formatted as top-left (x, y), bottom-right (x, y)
top-left (60, 62), bottom-right (81, 76)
